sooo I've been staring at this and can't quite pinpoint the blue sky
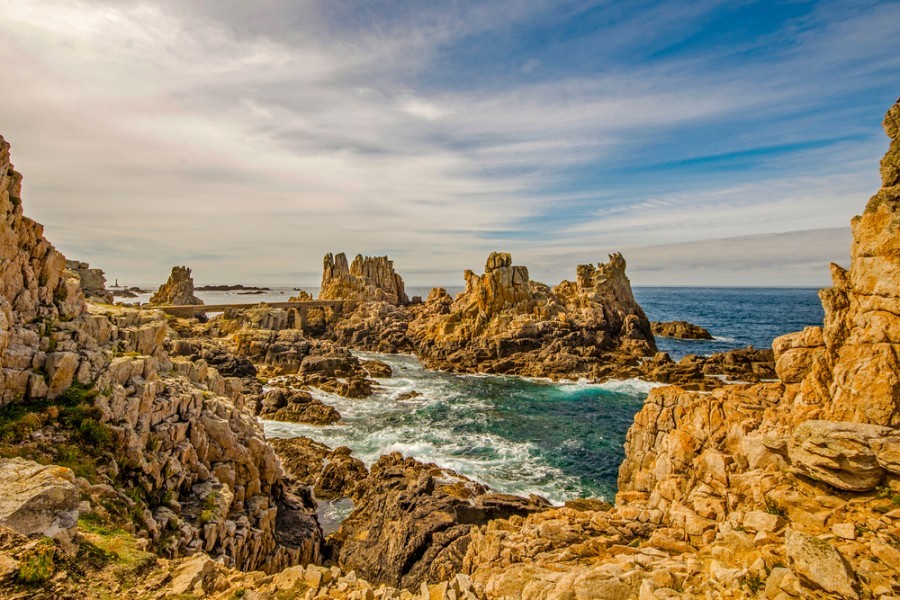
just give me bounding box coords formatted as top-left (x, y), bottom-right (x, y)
top-left (0, 0), bottom-right (897, 286)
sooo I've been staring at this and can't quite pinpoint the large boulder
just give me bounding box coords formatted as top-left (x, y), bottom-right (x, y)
top-left (787, 420), bottom-right (889, 491)
top-left (785, 529), bottom-right (858, 599)
top-left (0, 459), bottom-right (81, 550)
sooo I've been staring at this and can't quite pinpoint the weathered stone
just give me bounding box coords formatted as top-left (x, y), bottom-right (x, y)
top-left (270, 437), bottom-right (367, 500)
top-left (0, 458), bottom-right (80, 549)
top-left (149, 266), bottom-right (203, 306)
top-left (787, 420), bottom-right (889, 491)
top-left (320, 253), bottom-right (409, 305)
top-left (785, 529), bottom-right (858, 598)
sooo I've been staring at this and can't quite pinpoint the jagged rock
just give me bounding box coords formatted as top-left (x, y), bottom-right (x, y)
top-left (65, 260), bottom-right (114, 303)
top-left (651, 320), bottom-right (713, 340)
top-left (331, 453), bottom-right (550, 590)
top-left (270, 437), bottom-right (368, 500)
top-left (785, 529), bottom-right (858, 598)
top-left (0, 459), bottom-right (81, 550)
top-left (786, 420), bottom-right (889, 491)
top-left (149, 266), bottom-right (203, 306)
top-left (253, 388), bottom-right (341, 425)
top-left (361, 358), bottom-right (392, 378)
top-left (320, 252), bottom-right (409, 305)
top-left (408, 252), bottom-right (656, 379)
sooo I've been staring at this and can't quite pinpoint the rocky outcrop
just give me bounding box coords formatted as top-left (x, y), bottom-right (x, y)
top-left (270, 437), bottom-right (367, 500)
top-left (149, 266), bottom-right (203, 306)
top-left (330, 453), bottom-right (551, 591)
top-left (459, 100), bottom-right (900, 599)
top-left (65, 260), bottom-right (114, 303)
top-left (652, 320), bottom-right (714, 339)
top-left (249, 388), bottom-right (341, 425)
top-left (770, 101), bottom-right (899, 425)
top-left (329, 300), bottom-right (414, 353)
top-left (408, 252), bottom-right (656, 379)
top-left (320, 252), bottom-right (409, 305)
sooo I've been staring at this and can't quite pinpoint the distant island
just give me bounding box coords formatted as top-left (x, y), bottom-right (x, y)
top-left (195, 284), bottom-right (272, 291)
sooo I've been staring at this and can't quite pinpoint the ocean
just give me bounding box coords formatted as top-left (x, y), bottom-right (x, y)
top-left (125, 285), bottom-right (825, 510)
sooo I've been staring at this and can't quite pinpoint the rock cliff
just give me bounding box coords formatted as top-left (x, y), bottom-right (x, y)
top-left (320, 252), bottom-right (409, 305)
top-left (459, 99), bottom-right (900, 599)
top-left (149, 266), bottom-right (203, 306)
top-left (0, 135), bottom-right (322, 577)
top-left (407, 252), bottom-right (656, 379)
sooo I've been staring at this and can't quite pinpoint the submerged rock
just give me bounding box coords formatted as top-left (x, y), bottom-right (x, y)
top-left (651, 320), bottom-right (714, 339)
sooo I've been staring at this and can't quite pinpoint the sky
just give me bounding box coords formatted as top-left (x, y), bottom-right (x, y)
top-left (1, 0), bottom-right (898, 287)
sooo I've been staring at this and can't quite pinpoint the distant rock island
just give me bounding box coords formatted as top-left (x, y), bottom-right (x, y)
top-left (0, 99), bottom-right (896, 598)
top-left (196, 284), bottom-right (272, 291)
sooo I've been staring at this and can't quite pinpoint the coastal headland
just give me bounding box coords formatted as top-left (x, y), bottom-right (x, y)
top-left (0, 99), bottom-right (895, 599)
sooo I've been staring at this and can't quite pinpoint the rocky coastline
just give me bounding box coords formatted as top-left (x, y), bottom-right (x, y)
top-left (0, 99), bottom-right (895, 599)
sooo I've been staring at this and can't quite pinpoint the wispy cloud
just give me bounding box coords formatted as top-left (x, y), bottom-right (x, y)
top-left (0, 0), bottom-right (896, 286)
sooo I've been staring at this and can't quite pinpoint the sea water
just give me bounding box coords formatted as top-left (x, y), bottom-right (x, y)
top-left (127, 283), bottom-right (825, 507)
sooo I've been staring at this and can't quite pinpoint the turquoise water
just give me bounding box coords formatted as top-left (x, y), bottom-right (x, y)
top-left (265, 352), bottom-right (657, 504)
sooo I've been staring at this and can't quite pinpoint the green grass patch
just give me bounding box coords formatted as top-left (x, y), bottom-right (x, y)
top-left (16, 539), bottom-right (56, 585)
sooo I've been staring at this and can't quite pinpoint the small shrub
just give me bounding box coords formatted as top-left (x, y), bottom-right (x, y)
top-left (78, 418), bottom-right (113, 448)
top-left (745, 572), bottom-right (764, 594)
top-left (58, 382), bottom-right (98, 406)
top-left (764, 498), bottom-right (786, 518)
top-left (17, 541), bottom-right (56, 584)
top-left (198, 509), bottom-right (216, 525)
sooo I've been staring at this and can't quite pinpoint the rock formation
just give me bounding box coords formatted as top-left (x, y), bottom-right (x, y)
top-left (330, 453), bottom-right (551, 590)
top-left (458, 99), bottom-right (900, 599)
top-left (320, 252), bottom-right (409, 305)
top-left (65, 260), bottom-right (114, 303)
top-left (249, 387), bottom-right (341, 425)
top-left (641, 346), bottom-right (776, 389)
top-left (149, 266), bottom-right (203, 306)
top-left (652, 320), bottom-right (714, 339)
top-left (408, 252), bottom-right (656, 379)
top-left (270, 437), bottom-right (367, 500)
